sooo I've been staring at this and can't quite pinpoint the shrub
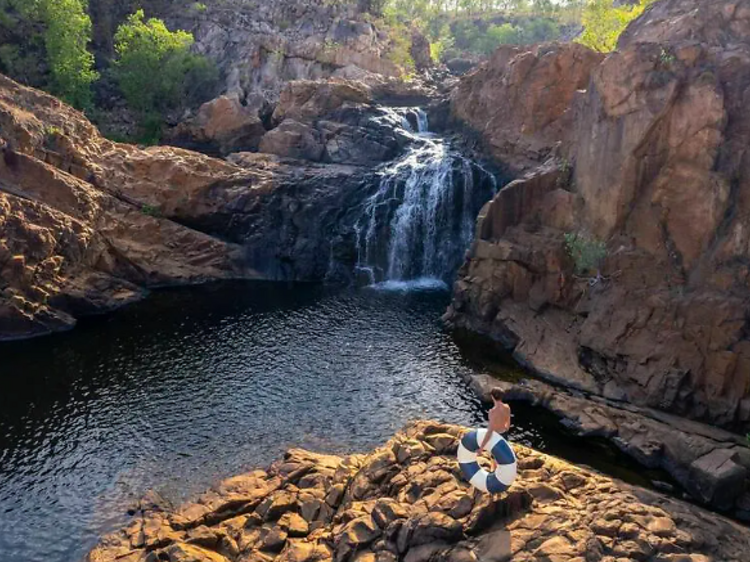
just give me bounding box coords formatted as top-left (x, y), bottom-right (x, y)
top-left (140, 204), bottom-right (161, 217)
top-left (564, 232), bottom-right (607, 276)
top-left (113, 10), bottom-right (218, 123)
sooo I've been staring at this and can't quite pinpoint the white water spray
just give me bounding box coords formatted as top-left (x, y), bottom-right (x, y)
top-left (354, 109), bottom-right (497, 285)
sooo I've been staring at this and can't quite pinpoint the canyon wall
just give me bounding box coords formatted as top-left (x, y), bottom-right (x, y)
top-left (445, 0), bottom-right (750, 431)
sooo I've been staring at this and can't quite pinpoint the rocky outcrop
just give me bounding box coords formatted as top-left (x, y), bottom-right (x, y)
top-left (446, 0), bottom-right (750, 432)
top-left (466, 373), bottom-right (750, 517)
top-left (167, 96), bottom-right (268, 156)
top-left (271, 80), bottom-right (372, 125)
top-left (450, 43), bottom-right (604, 172)
top-left (260, 98), bottom-right (412, 167)
top-left (0, 71), bottom-right (412, 339)
top-left (87, 421), bottom-right (750, 562)
top-left (255, 79), bottom-right (412, 166)
top-left (0, 74), bottom-right (260, 340)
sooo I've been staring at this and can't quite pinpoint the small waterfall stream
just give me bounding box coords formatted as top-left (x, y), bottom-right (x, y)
top-left (353, 108), bottom-right (498, 287)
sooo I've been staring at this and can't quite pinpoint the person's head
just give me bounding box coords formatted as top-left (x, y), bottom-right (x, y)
top-left (490, 388), bottom-right (504, 404)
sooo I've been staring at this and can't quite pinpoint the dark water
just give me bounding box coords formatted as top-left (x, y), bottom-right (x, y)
top-left (0, 282), bottom-right (665, 562)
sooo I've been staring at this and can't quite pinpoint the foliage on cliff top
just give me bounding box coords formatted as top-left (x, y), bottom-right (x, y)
top-left (576, 0), bottom-right (654, 53)
top-left (374, 0), bottom-right (584, 61)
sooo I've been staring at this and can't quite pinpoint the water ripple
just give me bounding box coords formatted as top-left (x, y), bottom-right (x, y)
top-left (0, 283), bottom-right (491, 562)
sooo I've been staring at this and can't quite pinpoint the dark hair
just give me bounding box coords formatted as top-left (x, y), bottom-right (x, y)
top-left (490, 388), bottom-right (504, 401)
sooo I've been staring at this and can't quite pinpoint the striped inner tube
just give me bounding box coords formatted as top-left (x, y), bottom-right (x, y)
top-left (457, 428), bottom-right (517, 493)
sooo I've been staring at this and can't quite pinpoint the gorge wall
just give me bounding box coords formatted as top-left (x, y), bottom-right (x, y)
top-left (445, 0), bottom-right (750, 432)
top-left (0, 56), bottom-right (493, 340)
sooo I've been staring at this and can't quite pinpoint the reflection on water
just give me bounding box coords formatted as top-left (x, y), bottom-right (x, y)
top-left (0, 281), bottom-right (667, 562)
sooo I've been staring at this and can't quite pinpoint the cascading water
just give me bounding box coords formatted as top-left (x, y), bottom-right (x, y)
top-left (354, 108), bottom-right (498, 287)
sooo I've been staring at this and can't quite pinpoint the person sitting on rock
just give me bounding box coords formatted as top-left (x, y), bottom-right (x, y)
top-left (477, 388), bottom-right (511, 472)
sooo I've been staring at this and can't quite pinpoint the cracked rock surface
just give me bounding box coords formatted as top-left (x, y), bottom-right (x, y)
top-left (87, 421), bottom-right (750, 562)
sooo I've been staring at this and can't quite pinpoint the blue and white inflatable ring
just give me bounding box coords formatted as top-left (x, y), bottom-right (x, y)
top-left (458, 428), bottom-right (517, 493)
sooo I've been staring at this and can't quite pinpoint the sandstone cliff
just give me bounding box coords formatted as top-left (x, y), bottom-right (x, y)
top-left (446, 0), bottom-right (750, 434)
top-left (0, 74), bottom-right (264, 340)
top-left (87, 421), bottom-right (750, 562)
top-left (0, 70), bottom-right (447, 340)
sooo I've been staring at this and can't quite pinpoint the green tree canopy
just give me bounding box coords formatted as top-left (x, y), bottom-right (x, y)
top-left (6, 0), bottom-right (98, 109)
top-left (576, 0), bottom-right (649, 52)
top-left (113, 9), bottom-right (218, 140)
top-left (114, 10), bottom-right (196, 114)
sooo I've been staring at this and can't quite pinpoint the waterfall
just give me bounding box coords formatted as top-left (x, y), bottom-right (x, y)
top-left (354, 109), bottom-right (498, 287)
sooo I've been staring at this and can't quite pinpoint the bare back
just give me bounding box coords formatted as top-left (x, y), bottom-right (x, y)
top-left (488, 401), bottom-right (510, 434)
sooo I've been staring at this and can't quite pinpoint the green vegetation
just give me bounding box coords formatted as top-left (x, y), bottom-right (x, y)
top-left (374, 0), bottom-right (655, 61)
top-left (113, 9), bottom-right (218, 141)
top-left (564, 232), bottom-right (607, 276)
top-left (0, 2), bottom-right (216, 140)
top-left (35, 0), bottom-right (98, 108)
top-left (576, 0), bottom-right (653, 53)
top-left (140, 203), bottom-right (162, 217)
top-left (113, 10), bottom-right (216, 116)
top-left (659, 46), bottom-right (676, 66)
top-left (375, 0), bottom-right (585, 62)
top-left (0, 0), bottom-right (97, 108)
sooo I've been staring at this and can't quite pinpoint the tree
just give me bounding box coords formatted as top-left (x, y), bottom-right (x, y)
top-left (576, 0), bottom-right (647, 53)
top-left (113, 10), bottom-right (217, 138)
top-left (18, 0), bottom-right (98, 109)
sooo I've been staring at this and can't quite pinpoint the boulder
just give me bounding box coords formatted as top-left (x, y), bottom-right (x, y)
top-left (688, 449), bottom-right (747, 510)
top-left (164, 543), bottom-right (231, 562)
top-left (402, 512), bottom-right (462, 548)
top-left (335, 515), bottom-right (381, 562)
top-left (168, 95), bottom-right (267, 156)
top-left (272, 79), bottom-right (372, 125)
top-left (259, 120), bottom-right (325, 161)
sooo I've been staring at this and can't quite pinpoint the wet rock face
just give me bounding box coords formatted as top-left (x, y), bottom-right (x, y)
top-left (86, 421), bottom-right (750, 562)
top-left (446, 0), bottom-right (750, 431)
